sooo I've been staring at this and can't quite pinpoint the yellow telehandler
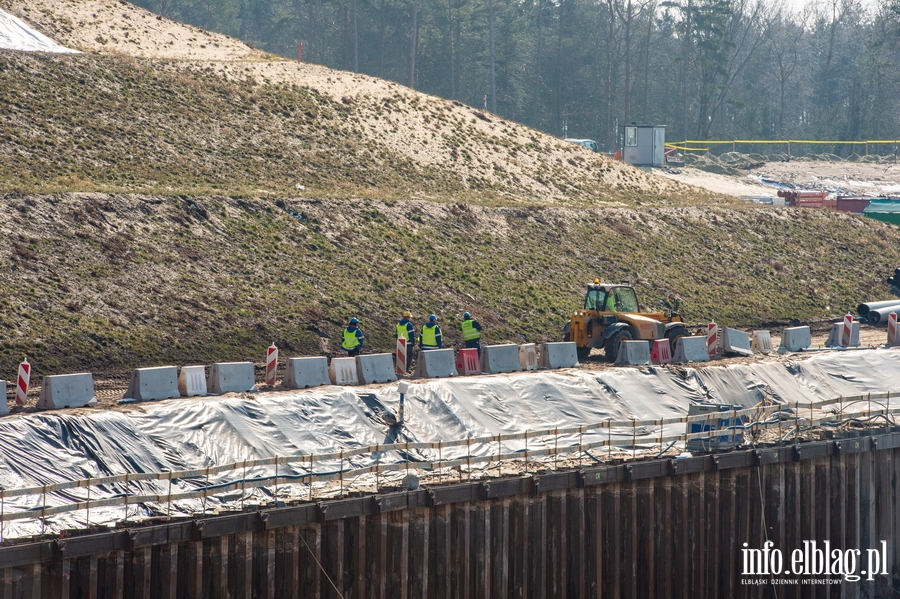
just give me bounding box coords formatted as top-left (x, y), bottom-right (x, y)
top-left (562, 280), bottom-right (692, 362)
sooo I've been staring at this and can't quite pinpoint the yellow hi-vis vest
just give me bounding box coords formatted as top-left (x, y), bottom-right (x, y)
top-left (342, 327), bottom-right (361, 350)
top-left (461, 319), bottom-right (481, 341)
top-left (397, 322), bottom-right (412, 342)
top-left (421, 325), bottom-right (438, 347)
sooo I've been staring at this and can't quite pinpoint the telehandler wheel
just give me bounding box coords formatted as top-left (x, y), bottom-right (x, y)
top-left (604, 329), bottom-right (633, 362)
top-left (665, 325), bottom-right (690, 355)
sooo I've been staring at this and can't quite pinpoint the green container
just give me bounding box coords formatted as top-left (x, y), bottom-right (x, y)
top-left (863, 199), bottom-right (900, 225)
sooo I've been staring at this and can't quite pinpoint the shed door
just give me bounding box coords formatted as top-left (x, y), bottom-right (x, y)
top-left (653, 128), bottom-right (665, 166)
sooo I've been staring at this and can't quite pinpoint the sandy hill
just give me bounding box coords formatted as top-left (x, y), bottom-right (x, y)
top-left (0, 0), bottom-right (703, 206)
top-left (0, 0), bottom-right (898, 385)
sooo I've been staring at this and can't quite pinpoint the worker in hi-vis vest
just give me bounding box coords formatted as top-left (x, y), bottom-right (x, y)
top-left (418, 314), bottom-right (443, 350)
top-left (342, 317), bottom-right (364, 356)
top-left (461, 311), bottom-right (484, 356)
top-left (396, 311), bottom-right (416, 370)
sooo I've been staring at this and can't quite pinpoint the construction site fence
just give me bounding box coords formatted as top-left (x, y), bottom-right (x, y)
top-left (666, 139), bottom-right (900, 157)
top-left (0, 392), bottom-right (897, 534)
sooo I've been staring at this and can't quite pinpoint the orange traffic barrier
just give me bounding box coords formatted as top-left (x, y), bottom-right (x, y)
top-left (651, 339), bottom-right (672, 365)
top-left (456, 349), bottom-right (480, 375)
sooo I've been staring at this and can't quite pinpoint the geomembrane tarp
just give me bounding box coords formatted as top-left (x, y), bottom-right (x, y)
top-left (0, 349), bottom-right (898, 538)
top-left (0, 9), bottom-right (79, 53)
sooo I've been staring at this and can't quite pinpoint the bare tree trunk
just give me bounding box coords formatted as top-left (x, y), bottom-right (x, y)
top-left (448, 0), bottom-right (456, 98)
top-left (622, 0), bottom-right (633, 123)
top-left (378, 0), bottom-right (386, 76)
top-left (353, 0), bottom-right (359, 73)
top-left (409, 0), bottom-right (420, 89)
top-left (604, 1), bottom-right (615, 147)
top-left (681, 0), bottom-right (692, 140)
top-left (555, 0), bottom-right (564, 132)
top-left (642, 2), bottom-right (654, 118)
top-left (532, 0), bottom-right (544, 126)
top-left (455, 0), bottom-right (462, 96)
top-left (342, 5), bottom-right (349, 70)
top-left (489, 0), bottom-right (497, 112)
top-left (307, 0), bottom-right (317, 63)
top-left (821, 0), bottom-right (841, 138)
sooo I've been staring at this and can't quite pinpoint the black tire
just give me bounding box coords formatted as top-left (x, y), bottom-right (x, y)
top-left (564, 331), bottom-right (593, 360)
top-left (604, 328), bottom-right (633, 362)
top-left (665, 325), bottom-right (690, 355)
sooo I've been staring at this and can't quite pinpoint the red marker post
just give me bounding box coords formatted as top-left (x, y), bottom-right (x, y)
top-left (707, 323), bottom-right (718, 357)
top-left (841, 313), bottom-right (853, 347)
top-left (265, 343), bottom-right (278, 387)
top-left (396, 338), bottom-right (408, 376)
top-left (16, 358), bottom-right (31, 406)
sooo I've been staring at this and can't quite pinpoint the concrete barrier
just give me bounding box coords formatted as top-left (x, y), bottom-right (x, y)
top-left (539, 342), bottom-right (579, 369)
top-left (723, 328), bottom-right (753, 356)
top-left (780, 326), bottom-right (812, 352)
top-left (825, 322), bottom-right (860, 348)
top-left (614, 340), bottom-right (650, 366)
top-left (356, 353), bottom-right (398, 385)
top-left (208, 362), bottom-right (257, 395)
top-left (123, 366), bottom-right (180, 402)
top-left (330, 357), bottom-right (360, 385)
top-left (456, 349), bottom-right (481, 375)
top-left (0, 380), bottom-right (8, 416)
top-left (481, 344), bottom-right (522, 374)
top-left (672, 336), bottom-right (710, 363)
top-left (178, 365), bottom-right (208, 397)
top-left (284, 357), bottom-right (331, 389)
top-left (37, 373), bottom-right (97, 409)
top-left (519, 344), bottom-right (538, 371)
top-left (751, 331), bottom-right (774, 354)
top-left (414, 349), bottom-right (458, 379)
top-left (751, 331), bottom-right (773, 354)
top-left (650, 339), bottom-right (672, 365)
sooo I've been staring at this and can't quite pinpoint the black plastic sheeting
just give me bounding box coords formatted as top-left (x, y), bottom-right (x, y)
top-left (0, 349), bottom-right (898, 538)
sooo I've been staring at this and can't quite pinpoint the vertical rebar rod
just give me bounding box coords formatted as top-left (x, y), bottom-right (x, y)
top-left (524, 431), bottom-right (529, 475)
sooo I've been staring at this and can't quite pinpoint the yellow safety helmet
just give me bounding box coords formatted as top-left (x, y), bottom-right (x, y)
top-left (402, 311), bottom-right (412, 318)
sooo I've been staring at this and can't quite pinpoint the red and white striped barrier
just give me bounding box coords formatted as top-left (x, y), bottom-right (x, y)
top-left (396, 338), bottom-right (408, 375)
top-left (889, 313), bottom-right (899, 346)
top-left (707, 323), bottom-right (718, 357)
top-left (841, 313), bottom-right (853, 347)
top-left (265, 344), bottom-right (278, 387)
top-left (16, 359), bottom-right (31, 406)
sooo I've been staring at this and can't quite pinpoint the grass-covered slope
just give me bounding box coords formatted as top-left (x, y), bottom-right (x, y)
top-left (0, 51), bottom-right (698, 206)
top-left (1, 192), bottom-right (898, 377)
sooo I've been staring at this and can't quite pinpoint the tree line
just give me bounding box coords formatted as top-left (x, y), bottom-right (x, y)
top-left (132, 0), bottom-right (900, 153)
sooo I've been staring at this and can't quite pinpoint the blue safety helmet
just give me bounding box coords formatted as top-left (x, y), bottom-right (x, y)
top-left (464, 312), bottom-right (471, 319)
top-left (350, 317), bottom-right (359, 324)
top-left (429, 314), bottom-right (437, 322)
